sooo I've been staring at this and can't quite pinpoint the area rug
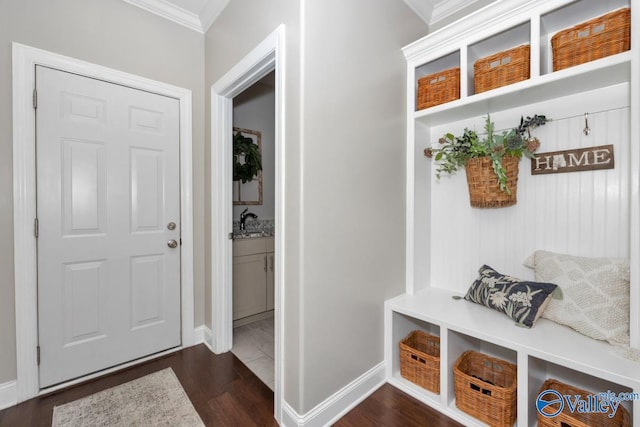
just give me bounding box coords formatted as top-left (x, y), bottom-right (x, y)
top-left (52, 368), bottom-right (204, 427)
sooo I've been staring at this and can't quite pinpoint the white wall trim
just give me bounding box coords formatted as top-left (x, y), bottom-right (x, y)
top-left (199, 0), bottom-right (230, 33)
top-left (210, 25), bottom-right (286, 424)
top-left (120, 0), bottom-right (230, 34)
top-left (430, 0), bottom-right (482, 24)
top-left (121, 0), bottom-right (203, 32)
top-left (0, 381), bottom-right (17, 411)
top-left (402, 0), bottom-right (434, 26)
top-left (281, 363), bottom-right (386, 427)
top-left (12, 42), bottom-right (195, 403)
top-left (193, 325), bottom-right (214, 351)
top-left (193, 325), bottom-right (205, 344)
top-left (403, 0), bottom-right (484, 27)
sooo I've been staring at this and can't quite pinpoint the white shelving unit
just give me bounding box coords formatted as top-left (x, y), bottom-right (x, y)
top-left (387, 0), bottom-right (640, 425)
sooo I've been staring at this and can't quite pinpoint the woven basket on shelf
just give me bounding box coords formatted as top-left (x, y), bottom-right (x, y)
top-left (552, 8), bottom-right (630, 72)
top-left (465, 155), bottom-right (519, 208)
top-left (417, 67), bottom-right (460, 110)
top-left (537, 379), bottom-right (631, 427)
top-left (399, 330), bottom-right (440, 394)
top-left (454, 351), bottom-right (517, 427)
top-left (474, 44), bottom-right (530, 94)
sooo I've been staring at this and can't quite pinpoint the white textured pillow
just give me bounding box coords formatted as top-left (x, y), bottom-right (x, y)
top-left (523, 250), bottom-right (630, 345)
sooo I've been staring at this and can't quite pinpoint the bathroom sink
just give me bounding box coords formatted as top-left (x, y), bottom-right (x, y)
top-left (232, 230), bottom-right (272, 239)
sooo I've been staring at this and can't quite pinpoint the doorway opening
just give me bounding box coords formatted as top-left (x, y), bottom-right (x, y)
top-left (209, 25), bottom-right (285, 423)
top-left (229, 71), bottom-right (276, 390)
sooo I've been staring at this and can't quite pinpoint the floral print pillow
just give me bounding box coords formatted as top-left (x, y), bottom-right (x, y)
top-left (464, 265), bottom-right (558, 328)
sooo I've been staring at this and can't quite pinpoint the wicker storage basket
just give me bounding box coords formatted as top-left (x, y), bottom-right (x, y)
top-left (537, 379), bottom-right (631, 427)
top-left (454, 351), bottom-right (517, 427)
top-left (399, 330), bottom-right (440, 394)
top-left (465, 156), bottom-right (519, 208)
top-left (474, 45), bottom-right (530, 94)
top-left (552, 8), bottom-right (630, 72)
top-left (417, 67), bottom-right (460, 110)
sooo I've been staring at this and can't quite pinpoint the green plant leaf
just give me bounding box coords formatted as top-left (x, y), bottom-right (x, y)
top-left (233, 131), bottom-right (263, 183)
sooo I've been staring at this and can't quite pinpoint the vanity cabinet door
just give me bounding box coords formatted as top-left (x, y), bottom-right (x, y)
top-left (266, 252), bottom-right (274, 311)
top-left (233, 254), bottom-right (268, 320)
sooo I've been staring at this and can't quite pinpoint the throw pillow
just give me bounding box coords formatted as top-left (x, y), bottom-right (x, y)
top-left (523, 250), bottom-right (630, 345)
top-left (464, 265), bottom-right (558, 328)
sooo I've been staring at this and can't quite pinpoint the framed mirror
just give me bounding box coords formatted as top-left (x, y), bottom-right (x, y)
top-left (233, 127), bottom-right (263, 205)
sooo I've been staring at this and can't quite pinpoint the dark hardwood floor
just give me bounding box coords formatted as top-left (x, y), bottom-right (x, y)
top-left (0, 344), bottom-right (461, 426)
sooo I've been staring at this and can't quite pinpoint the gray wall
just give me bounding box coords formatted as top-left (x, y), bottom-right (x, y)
top-left (0, 0), bottom-right (205, 384)
top-left (205, 0), bottom-right (426, 414)
top-left (300, 0), bottom-right (426, 412)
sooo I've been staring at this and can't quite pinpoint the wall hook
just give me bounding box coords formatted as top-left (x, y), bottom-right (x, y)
top-left (583, 112), bottom-right (591, 136)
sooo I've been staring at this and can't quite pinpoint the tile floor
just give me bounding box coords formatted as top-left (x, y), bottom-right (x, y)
top-left (231, 315), bottom-right (275, 390)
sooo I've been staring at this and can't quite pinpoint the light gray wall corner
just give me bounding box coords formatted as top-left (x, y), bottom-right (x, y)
top-left (299, 0), bottom-right (427, 413)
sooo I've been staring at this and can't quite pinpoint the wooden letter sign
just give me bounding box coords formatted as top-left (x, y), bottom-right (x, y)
top-left (531, 144), bottom-right (614, 175)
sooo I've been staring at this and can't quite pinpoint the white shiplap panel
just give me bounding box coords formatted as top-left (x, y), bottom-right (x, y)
top-left (425, 84), bottom-right (630, 293)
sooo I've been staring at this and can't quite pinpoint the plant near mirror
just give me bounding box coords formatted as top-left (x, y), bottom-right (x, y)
top-left (233, 130), bottom-right (263, 183)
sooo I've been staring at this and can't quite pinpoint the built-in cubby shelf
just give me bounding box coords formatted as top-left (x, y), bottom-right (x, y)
top-left (388, 0), bottom-right (640, 425)
top-left (408, 0), bottom-right (631, 117)
top-left (415, 51), bottom-right (631, 126)
top-left (386, 289), bottom-right (640, 426)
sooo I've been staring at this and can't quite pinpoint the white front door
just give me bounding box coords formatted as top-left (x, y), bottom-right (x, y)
top-left (36, 66), bottom-right (182, 388)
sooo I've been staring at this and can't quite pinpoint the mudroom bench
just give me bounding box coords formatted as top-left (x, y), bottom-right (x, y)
top-left (385, 287), bottom-right (640, 426)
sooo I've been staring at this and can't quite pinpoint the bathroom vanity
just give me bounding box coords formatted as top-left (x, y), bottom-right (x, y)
top-left (232, 236), bottom-right (274, 322)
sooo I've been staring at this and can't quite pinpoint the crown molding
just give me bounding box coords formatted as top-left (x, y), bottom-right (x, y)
top-left (200, 0), bottom-right (230, 33)
top-left (121, 0), bottom-right (204, 33)
top-left (431, 0), bottom-right (482, 24)
top-left (403, 0), bottom-right (434, 25)
top-left (404, 0), bottom-right (484, 26)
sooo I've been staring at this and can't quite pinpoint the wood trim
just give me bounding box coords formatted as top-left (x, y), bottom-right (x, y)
top-left (11, 42), bottom-right (195, 402)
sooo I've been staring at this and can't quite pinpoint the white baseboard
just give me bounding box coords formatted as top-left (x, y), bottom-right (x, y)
top-left (281, 362), bottom-right (386, 427)
top-left (194, 325), bottom-right (214, 352)
top-left (0, 381), bottom-right (17, 411)
top-left (1, 327), bottom-right (214, 412)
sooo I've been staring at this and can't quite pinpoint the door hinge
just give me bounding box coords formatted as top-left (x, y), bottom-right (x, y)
top-left (37, 346), bottom-right (40, 365)
top-left (33, 89), bottom-right (37, 109)
top-left (34, 218), bottom-right (39, 238)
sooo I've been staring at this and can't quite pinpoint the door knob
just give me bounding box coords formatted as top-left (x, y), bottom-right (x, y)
top-left (167, 239), bottom-right (178, 249)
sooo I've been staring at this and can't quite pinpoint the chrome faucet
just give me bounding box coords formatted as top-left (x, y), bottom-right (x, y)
top-left (239, 208), bottom-right (258, 231)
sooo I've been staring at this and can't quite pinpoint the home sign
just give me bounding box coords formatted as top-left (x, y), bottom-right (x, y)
top-left (530, 144), bottom-right (614, 175)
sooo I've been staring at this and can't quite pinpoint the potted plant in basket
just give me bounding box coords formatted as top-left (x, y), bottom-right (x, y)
top-left (424, 114), bottom-right (547, 208)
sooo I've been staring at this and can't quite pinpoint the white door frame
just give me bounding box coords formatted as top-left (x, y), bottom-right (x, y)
top-left (210, 25), bottom-right (285, 423)
top-left (12, 43), bottom-right (195, 402)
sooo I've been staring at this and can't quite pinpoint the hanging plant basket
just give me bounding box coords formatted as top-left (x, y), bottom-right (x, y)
top-left (465, 156), bottom-right (519, 208)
